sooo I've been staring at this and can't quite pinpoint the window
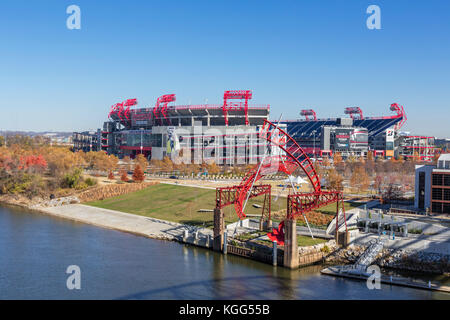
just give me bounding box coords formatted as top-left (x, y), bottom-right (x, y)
top-left (432, 188), bottom-right (442, 200)
top-left (443, 203), bottom-right (450, 214)
top-left (444, 175), bottom-right (450, 186)
top-left (444, 189), bottom-right (450, 201)
top-left (432, 202), bottom-right (442, 214)
top-left (418, 172), bottom-right (425, 209)
top-left (386, 142), bottom-right (394, 150)
top-left (432, 174), bottom-right (443, 186)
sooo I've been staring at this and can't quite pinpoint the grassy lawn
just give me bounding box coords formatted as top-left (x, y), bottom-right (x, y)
top-left (236, 230), bottom-right (327, 247)
top-left (297, 235), bottom-right (327, 246)
top-left (315, 201), bottom-right (361, 215)
top-left (87, 183), bottom-right (365, 230)
top-left (87, 183), bottom-right (276, 228)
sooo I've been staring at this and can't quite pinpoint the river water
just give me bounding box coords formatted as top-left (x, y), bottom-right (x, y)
top-left (0, 205), bottom-right (448, 300)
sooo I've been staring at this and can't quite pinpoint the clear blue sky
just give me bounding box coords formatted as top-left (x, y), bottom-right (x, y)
top-left (0, 0), bottom-right (449, 137)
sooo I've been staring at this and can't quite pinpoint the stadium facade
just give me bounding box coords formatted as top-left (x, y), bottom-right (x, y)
top-left (73, 90), bottom-right (436, 162)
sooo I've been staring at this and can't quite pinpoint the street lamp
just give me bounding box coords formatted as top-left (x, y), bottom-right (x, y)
top-left (140, 128), bottom-right (144, 154)
top-left (312, 130), bottom-right (316, 161)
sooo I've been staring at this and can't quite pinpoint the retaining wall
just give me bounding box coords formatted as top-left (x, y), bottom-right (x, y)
top-left (77, 182), bottom-right (159, 202)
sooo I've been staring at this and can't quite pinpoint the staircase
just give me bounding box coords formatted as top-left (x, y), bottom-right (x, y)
top-left (326, 209), bottom-right (346, 235)
top-left (353, 236), bottom-right (387, 271)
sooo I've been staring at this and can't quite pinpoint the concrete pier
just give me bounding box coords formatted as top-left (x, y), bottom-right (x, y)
top-left (272, 241), bottom-right (277, 266)
top-left (283, 219), bottom-right (299, 269)
top-left (213, 207), bottom-right (224, 252)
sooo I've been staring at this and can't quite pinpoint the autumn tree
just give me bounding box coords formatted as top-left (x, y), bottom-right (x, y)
top-left (132, 164), bottom-right (145, 182)
top-left (207, 161), bottom-right (220, 175)
top-left (120, 169), bottom-right (129, 182)
top-left (365, 151), bottom-right (375, 176)
top-left (326, 168), bottom-right (344, 191)
top-left (161, 156), bottom-right (174, 172)
top-left (135, 154), bottom-right (148, 171)
top-left (333, 152), bottom-right (344, 173)
top-left (92, 152), bottom-right (118, 174)
top-left (350, 165), bottom-right (370, 193)
top-left (188, 163), bottom-right (200, 176)
top-left (123, 156), bottom-right (132, 171)
top-left (18, 155), bottom-right (48, 174)
top-left (373, 175), bottom-right (383, 194)
top-left (45, 147), bottom-right (85, 177)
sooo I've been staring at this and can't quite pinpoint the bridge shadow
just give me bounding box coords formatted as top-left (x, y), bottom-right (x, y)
top-left (114, 275), bottom-right (299, 300)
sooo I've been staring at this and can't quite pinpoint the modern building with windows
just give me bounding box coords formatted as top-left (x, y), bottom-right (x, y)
top-left (73, 91), bottom-right (271, 165)
top-left (415, 153), bottom-right (450, 215)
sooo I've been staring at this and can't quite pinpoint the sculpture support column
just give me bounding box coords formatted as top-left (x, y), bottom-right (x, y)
top-left (213, 207), bottom-right (224, 252)
top-left (283, 219), bottom-right (299, 269)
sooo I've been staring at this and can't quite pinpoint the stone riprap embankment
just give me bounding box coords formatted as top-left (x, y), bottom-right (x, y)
top-left (325, 243), bottom-right (450, 274)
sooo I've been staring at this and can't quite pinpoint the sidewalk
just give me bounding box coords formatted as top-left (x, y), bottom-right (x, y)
top-left (37, 204), bottom-right (213, 241)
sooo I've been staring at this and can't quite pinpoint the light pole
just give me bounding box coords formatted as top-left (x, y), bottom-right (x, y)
top-left (140, 128), bottom-right (144, 154)
top-left (312, 130), bottom-right (316, 162)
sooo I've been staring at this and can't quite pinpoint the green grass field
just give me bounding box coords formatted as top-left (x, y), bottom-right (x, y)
top-left (296, 235), bottom-right (327, 246)
top-left (87, 183), bottom-right (276, 227)
top-left (237, 231), bottom-right (327, 247)
top-left (87, 183), bottom-right (363, 229)
top-left (315, 201), bottom-right (361, 215)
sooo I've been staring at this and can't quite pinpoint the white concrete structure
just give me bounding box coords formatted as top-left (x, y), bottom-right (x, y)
top-left (414, 164), bottom-right (434, 211)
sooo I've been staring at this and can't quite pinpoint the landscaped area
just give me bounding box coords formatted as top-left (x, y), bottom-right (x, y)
top-left (235, 230), bottom-right (327, 247)
top-left (87, 183), bottom-right (363, 229)
top-left (87, 183), bottom-right (274, 227)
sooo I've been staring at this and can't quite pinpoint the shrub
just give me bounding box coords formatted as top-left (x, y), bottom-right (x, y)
top-left (84, 177), bottom-right (97, 187)
top-left (75, 182), bottom-right (88, 190)
top-left (320, 245), bottom-right (330, 253)
top-left (61, 168), bottom-right (83, 189)
top-left (409, 228), bottom-right (422, 234)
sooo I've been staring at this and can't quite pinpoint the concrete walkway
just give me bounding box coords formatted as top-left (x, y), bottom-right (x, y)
top-left (38, 204), bottom-right (213, 241)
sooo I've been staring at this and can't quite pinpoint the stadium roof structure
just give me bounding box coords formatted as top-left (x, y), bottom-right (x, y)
top-left (283, 104), bottom-right (406, 139)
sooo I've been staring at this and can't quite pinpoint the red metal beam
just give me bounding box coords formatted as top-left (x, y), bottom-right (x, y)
top-left (223, 90), bottom-right (252, 126)
top-left (300, 109), bottom-right (317, 121)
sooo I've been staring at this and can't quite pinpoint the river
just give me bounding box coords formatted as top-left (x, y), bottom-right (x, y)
top-left (0, 205), bottom-right (448, 300)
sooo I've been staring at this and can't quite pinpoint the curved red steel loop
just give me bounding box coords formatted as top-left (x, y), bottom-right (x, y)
top-left (267, 220), bottom-right (285, 246)
top-left (234, 119), bottom-right (322, 219)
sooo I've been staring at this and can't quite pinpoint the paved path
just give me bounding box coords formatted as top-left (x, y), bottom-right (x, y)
top-left (38, 204), bottom-right (213, 241)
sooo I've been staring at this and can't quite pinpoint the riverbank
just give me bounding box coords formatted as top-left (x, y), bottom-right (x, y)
top-left (0, 190), bottom-right (211, 242)
top-left (38, 203), bottom-right (213, 242)
top-left (2, 190), bottom-right (450, 280)
top-left (4, 204), bottom-right (443, 300)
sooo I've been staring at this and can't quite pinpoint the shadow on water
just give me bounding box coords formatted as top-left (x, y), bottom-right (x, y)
top-left (117, 247), bottom-right (320, 300)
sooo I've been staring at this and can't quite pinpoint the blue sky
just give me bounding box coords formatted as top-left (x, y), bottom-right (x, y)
top-left (0, 0), bottom-right (449, 137)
